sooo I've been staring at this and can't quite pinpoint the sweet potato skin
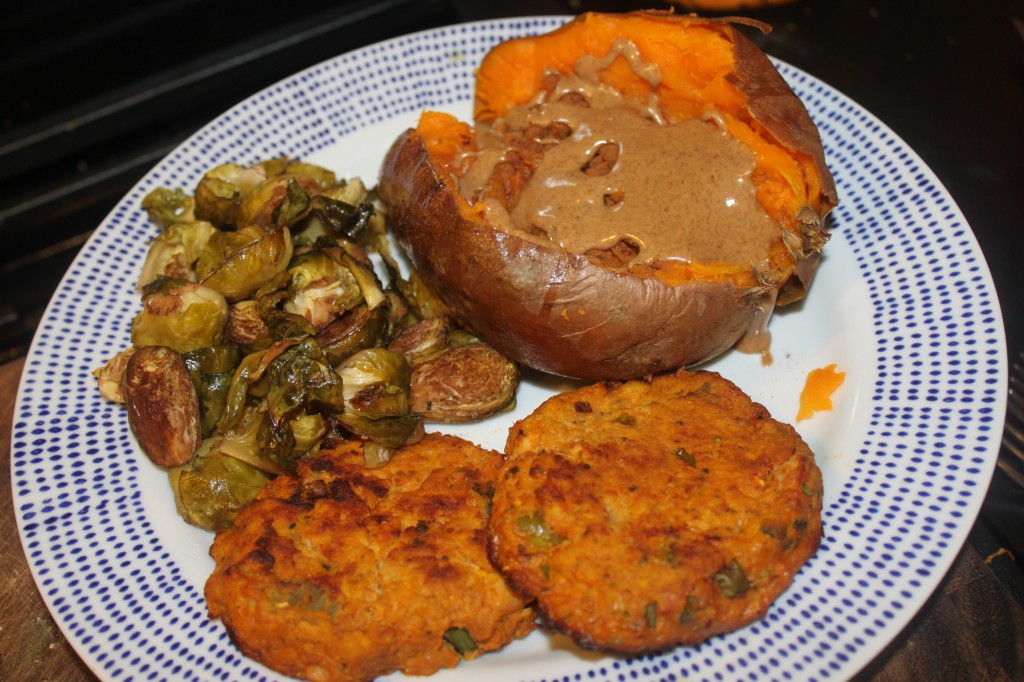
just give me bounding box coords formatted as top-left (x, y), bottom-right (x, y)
top-left (378, 12), bottom-right (836, 380)
top-left (379, 130), bottom-right (753, 380)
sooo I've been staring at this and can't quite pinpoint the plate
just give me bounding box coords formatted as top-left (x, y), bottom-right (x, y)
top-left (11, 16), bottom-right (1007, 682)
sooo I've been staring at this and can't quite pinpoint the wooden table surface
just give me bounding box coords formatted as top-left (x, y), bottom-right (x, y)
top-left (2, 355), bottom-right (1022, 681)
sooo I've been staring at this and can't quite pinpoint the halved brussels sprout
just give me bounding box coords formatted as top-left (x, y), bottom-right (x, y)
top-left (402, 269), bottom-right (455, 321)
top-left (130, 283), bottom-right (229, 353)
top-left (137, 220), bottom-right (217, 289)
top-left (224, 300), bottom-right (272, 352)
top-left (123, 345), bottom-right (202, 467)
top-left (141, 187), bottom-right (196, 229)
top-left (338, 412), bottom-right (421, 449)
top-left (290, 412), bottom-right (326, 456)
top-left (337, 348), bottom-right (411, 419)
top-left (170, 438), bottom-right (272, 531)
top-left (194, 162), bottom-right (266, 226)
top-left (340, 251), bottom-right (385, 311)
top-left (193, 225), bottom-right (264, 281)
top-left (201, 227), bottom-right (294, 302)
top-left (280, 160), bottom-right (337, 188)
top-left (315, 304), bottom-right (390, 366)
top-left (410, 342), bottom-right (518, 423)
top-left (282, 249), bottom-right (363, 329)
top-left (93, 347), bottom-right (135, 403)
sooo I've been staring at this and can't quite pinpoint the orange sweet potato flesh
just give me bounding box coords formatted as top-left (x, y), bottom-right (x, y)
top-left (379, 11), bottom-right (837, 380)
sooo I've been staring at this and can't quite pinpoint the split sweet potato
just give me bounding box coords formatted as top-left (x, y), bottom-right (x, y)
top-left (379, 11), bottom-right (837, 379)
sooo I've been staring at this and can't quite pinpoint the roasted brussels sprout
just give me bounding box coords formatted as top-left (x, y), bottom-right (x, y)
top-left (194, 225), bottom-right (263, 280)
top-left (224, 300), bottom-right (272, 352)
top-left (130, 282), bottom-right (229, 353)
top-left (170, 439), bottom-right (272, 531)
top-left (282, 249), bottom-right (363, 329)
top-left (266, 337), bottom-right (347, 428)
top-left (219, 340), bottom-right (297, 431)
top-left (93, 347), bottom-right (135, 403)
top-left (123, 345), bottom-right (202, 467)
top-left (200, 227), bottom-right (294, 302)
top-left (315, 304), bottom-right (390, 366)
top-left (401, 269), bottom-right (455, 321)
top-left (338, 412), bottom-right (422, 450)
top-left (141, 187), bottom-right (196, 229)
top-left (108, 155), bottom-right (521, 532)
top-left (388, 317), bottom-right (452, 365)
top-left (194, 162), bottom-right (266, 226)
top-left (410, 342), bottom-right (518, 423)
top-left (137, 220), bottom-right (217, 289)
top-left (337, 348), bottom-right (412, 419)
top-left (215, 404), bottom-right (285, 475)
top-left (183, 344), bottom-right (243, 436)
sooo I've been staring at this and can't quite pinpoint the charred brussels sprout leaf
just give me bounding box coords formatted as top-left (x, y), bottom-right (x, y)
top-left (266, 338), bottom-right (346, 429)
top-left (218, 340), bottom-right (297, 431)
top-left (338, 412), bottom-right (421, 449)
top-left (291, 194), bottom-right (376, 242)
top-left (183, 345), bottom-right (243, 437)
top-left (170, 440), bottom-right (272, 531)
top-left (337, 348), bottom-right (411, 419)
top-left (316, 305), bottom-right (390, 366)
top-left (276, 178), bottom-right (311, 226)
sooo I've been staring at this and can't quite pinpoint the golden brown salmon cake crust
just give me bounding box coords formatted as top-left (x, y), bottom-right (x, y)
top-left (205, 433), bottom-right (536, 682)
top-left (488, 369), bottom-right (822, 653)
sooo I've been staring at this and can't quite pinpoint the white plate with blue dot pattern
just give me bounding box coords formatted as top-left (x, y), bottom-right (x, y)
top-left (11, 16), bottom-right (1007, 682)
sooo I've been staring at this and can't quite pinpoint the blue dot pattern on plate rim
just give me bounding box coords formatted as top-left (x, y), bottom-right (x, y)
top-left (9, 16), bottom-right (1006, 682)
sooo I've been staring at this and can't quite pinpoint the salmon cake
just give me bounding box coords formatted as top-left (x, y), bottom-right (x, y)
top-left (488, 369), bottom-right (822, 653)
top-left (205, 432), bottom-right (536, 682)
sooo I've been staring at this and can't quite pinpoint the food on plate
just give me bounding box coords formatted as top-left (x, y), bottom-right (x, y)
top-left (95, 157), bottom-right (520, 530)
top-left (379, 11), bottom-right (837, 380)
top-left (205, 432), bottom-right (536, 682)
top-left (488, 369), bottom-right (823, 652)
top-left (122, 345), bottom-right (201, 467)
top-left (796, 363), bottom-right (846, 422)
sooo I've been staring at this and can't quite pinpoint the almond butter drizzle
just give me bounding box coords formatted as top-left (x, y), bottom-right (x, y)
top-left (459, 39), bottom-right (781, 271)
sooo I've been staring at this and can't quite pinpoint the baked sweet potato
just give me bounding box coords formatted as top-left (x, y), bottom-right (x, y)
top-left (379, 11), bottom-right (837, 380)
